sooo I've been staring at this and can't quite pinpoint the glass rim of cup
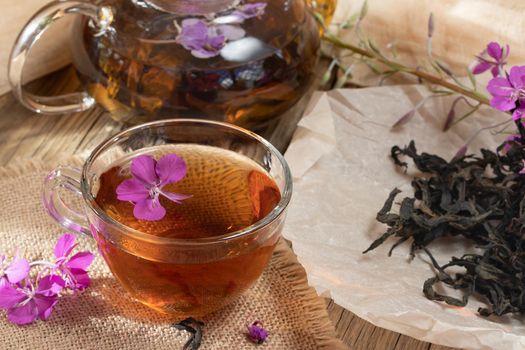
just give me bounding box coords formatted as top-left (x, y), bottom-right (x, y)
top-left (81, 118), bottom-right (293, 246)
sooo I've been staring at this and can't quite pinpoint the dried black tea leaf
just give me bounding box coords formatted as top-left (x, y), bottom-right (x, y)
top-left (364, 139), bottom-right (525, 317)
top-left (173, 318), bottom-right (205, 350)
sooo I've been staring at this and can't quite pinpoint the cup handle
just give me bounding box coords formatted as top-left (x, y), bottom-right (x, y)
top-left (8, 1), bottom-right (113, 114)
top-left (42, 165), bottom-right (91, 236)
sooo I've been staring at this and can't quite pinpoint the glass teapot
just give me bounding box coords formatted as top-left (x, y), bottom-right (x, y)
top-left (9, 0), bottom-right (324, 129)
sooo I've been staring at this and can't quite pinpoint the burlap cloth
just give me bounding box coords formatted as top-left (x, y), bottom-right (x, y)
top-left (0, 156), bottom-right (347, 350)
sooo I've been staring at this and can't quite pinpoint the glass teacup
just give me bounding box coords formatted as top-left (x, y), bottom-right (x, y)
top-left (43, 119), bottom-right (292, 317)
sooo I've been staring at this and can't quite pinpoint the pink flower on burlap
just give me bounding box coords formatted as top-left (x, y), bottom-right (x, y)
top-left (0, 234), bottom-right (95, 326)
top-left (53, 233), bottom-right (95, 290)
top-left (0, 275), bottom-right (63, 325)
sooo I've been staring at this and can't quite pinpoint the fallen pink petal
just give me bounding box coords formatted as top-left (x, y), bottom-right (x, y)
top-left (3, 254), bottom-right (30, 284)
top-left (246, 321), bottom-right (268, 344)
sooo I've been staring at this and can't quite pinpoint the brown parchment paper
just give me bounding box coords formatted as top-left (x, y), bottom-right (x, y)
top-left (284, 86), bottom-right (522, 350)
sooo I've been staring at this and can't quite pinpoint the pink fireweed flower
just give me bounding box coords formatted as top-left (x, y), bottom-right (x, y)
top-left (174, 3), bottom-right (265, 59)
top-left (472, 42), bottom-right (509, 77)
top-left (0, 275), bottom-right (63, 325)
top-left (247, 320), bottom-right (268, 344)
top-left (0, 234), bottom-right (94, 326)
top-left (176, 19), bottom-right (226, 59)
top-left (116, 154), bottom-right (191, 221)
top-left (232, 3), bottom-right (267, 20)
top-left (502, 134), bottom-right (522, 153)
top-left (487, 66), bottom-right (525, 120)
top-left (53, 233), bottom-right (95, 290)
top-left (0, 253), bottom-right (29, 284)
top-left (175, 18), bottom-right (247, 59)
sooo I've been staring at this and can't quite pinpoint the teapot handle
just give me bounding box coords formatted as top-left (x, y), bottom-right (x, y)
top-left (8, 1), bottom-right (113, 114)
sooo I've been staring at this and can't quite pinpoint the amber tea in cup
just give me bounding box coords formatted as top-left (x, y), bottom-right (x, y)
top-left (43, 120), bottom-right (292, 317)
top-left (94, 145), bottom-right (280, 314)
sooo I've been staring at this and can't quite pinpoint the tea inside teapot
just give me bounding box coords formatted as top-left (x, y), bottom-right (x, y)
top-left (71, 0), bottom-right (320, 127)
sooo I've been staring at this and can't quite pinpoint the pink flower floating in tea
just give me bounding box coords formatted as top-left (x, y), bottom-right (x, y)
top-left (116, 154), bottom-right (191, 221)
top-left (0, 233), bottom-right (94, 325)
top-left (246, 320), bottom-right (268, 344)
top-left (174, 1), bottom-right (267, 58)
top-left (232, 3), bottom-right (267, 20)
top-left (176, 19), bottom-right (246, 59)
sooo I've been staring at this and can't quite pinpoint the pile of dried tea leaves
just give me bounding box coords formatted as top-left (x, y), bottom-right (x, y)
top-left (364, 137), bottom-right (525, 317)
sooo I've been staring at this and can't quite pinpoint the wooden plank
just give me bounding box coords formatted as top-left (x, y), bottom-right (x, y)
top-left (0, 66), bottom-right (463, 350)
top-left (0, 67), bottom-right (123, 165)
top-left (394, 335), bottom-right (432, 350)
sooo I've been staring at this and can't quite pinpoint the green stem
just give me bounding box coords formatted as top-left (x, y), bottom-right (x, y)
top-left (450, 104), bottom-right (481, 127)
top-left (465, 119), bottom-right (512, 147)
top-left (323, 33), bottom-right (491, 105)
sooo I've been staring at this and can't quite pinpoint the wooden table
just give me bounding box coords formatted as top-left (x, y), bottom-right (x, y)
top-left (0, 67), bottom-right (459, 350)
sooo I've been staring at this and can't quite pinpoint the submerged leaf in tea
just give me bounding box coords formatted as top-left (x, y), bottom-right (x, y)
top-left (364, 139), bottom-right (525, 317)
